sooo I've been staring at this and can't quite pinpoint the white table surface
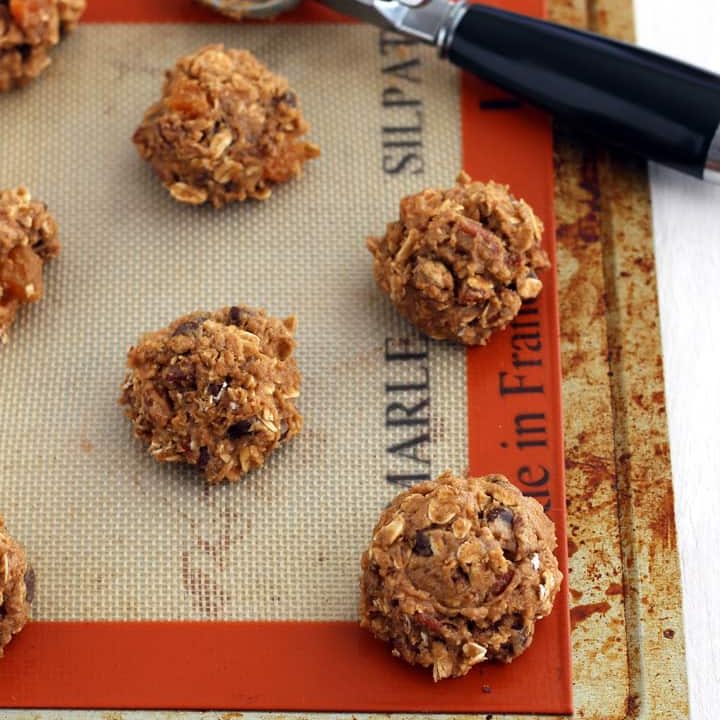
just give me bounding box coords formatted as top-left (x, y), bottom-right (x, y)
top-left (632, 2), bottom-right (720, 718)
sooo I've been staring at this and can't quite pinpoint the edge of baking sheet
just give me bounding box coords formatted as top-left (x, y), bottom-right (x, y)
top-left (0, 0), bottom-right (571, 715)
top-left (550, 0), bottom-right (690, 718)
top-left (1, 0), bottom-right (689, 717)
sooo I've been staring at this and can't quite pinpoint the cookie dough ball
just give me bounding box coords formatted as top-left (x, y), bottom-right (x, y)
top-left (0, 186), bottom-right (60, 343)
top-left (132, 44), bottom-right (320, 208)
top-left (360, 471), bottom-right (562, 681)
top-left (367, 172), bottom-right (550, 346)
top-left (0, 0), bottom-right (85, 92)
top-left (120, 305), bottom-right (302, 484)
top-left (0, 516), bottom-right (33, 657)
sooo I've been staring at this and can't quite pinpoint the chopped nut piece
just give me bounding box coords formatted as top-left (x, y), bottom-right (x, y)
top-left (120, 305), bottom-right (302, 484)
top-left (0, 186), bottom-right (60, 343)
top-left (413, 259), bottom-right (454, 302)
top-left (133, 44), bottom-right (320, 209)
top-left (517, 275), bottom-right (543, 299)
top-left (360, 471), bottom-right (563, 680)
top-left (368, 172), bottom-right (550, 345)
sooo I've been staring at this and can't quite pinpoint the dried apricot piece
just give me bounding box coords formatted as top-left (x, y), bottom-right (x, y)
top-left (9, 0), bottom-right (53, 30)
top-left (0, 245), bottom-right (44, 302)
top-left (0, 187), bottom-right (59, 342)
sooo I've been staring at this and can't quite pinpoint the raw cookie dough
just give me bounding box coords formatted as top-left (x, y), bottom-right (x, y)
top-left (132, 44), bottom-right (320, 208)
top-left (0, 186), bottom-right (60, 343)
top-left (360, 471), bottom-right (563, 681)
top-left (0, 0), bottom-right (85, 92)
top-left (120, 305), bottom-right (302, 484)
top-left (0, 516), bottom-right (32, 657)
top-left (367, 172), bottom-right (550, 346)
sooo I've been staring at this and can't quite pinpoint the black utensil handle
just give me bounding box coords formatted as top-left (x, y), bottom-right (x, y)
top-left (446, 4), bottom-right (720, 179)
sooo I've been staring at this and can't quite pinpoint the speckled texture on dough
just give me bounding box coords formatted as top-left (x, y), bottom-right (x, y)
top-left (120, 305), bottom-right (302, 484)
top-left (360, 471), bottom-right (562, 680)
top-left (0, 516), bottom-right (32, 657)
top-left (132, 44), bottom-right (320, 208)
top-left (0, 0), bottom-right (85, 91)
top-left (0, 186), bottom-right (60, 343)
top-left (368, 172), bottom-right (550, 345)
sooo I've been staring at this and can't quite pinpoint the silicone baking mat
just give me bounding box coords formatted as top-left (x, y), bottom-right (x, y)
top-left (0, 0), bottom-right (570, 713)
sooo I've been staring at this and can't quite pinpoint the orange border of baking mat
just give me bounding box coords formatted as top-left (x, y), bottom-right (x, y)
top-left (0, 0), bottom-right (571, 713)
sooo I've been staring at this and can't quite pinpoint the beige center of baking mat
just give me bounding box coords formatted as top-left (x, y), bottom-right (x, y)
top-left (0, 23), bottom-right (467, 622)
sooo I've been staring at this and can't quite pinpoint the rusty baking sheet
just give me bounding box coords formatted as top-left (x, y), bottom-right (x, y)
top-left (551, 0), bottom-right (689, 717)
top-left (0, 0), bottom-right (688, 717)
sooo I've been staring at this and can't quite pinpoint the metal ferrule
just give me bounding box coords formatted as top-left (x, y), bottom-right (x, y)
top-left (375, 0), bottom-right (468, 48)
top-left (437, 0), bottom-right (468, 52)
top-left (704, 122), bottom-right (720, 184)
